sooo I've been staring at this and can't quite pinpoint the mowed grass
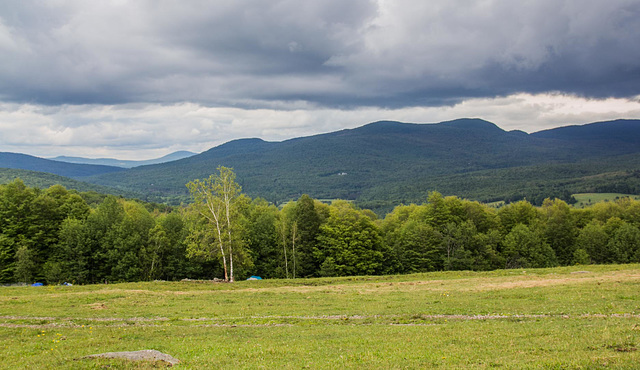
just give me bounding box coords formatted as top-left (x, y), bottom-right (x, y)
top-left (1, 265), bottom-right (640, 368)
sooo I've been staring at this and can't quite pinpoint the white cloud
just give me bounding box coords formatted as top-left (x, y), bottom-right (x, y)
top-left (1, 94), bottom-right (639, 159)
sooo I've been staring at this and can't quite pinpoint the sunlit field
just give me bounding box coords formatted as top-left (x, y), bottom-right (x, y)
top-left (2, 264), bottom-right (639, 368)
top-left (573, 193), bottom-right (640, 208)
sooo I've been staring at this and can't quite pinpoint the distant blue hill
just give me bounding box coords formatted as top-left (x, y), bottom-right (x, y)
top-left (50, 150), bottom-right (197, 168)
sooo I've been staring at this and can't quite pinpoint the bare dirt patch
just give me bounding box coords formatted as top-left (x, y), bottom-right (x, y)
top-left (185, 270), bottom-right (640, 295)
top-left (468, 272), bottom-right (640, 292)
top-left (88, 302), bottom-right (108, 310)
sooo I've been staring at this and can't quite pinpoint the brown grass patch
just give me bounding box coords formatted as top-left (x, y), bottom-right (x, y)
top-left (88, 302), bottom-right (108, 310)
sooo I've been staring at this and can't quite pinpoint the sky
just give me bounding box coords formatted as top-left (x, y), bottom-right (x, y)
top-left (1, 0), bottom-right (640, 159)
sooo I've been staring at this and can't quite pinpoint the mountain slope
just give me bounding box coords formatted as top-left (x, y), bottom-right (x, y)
top-left (0, 152), bottom-right (125, 178)
top-left (532, 119), bottom-right (640, 144)
top-left (84, 118), bottom-right (640, 210)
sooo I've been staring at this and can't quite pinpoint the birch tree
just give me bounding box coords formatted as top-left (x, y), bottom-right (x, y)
top-left (186, 166), bottom-right (241, 282)
top-left (277, 215), bottom-right (289, 278)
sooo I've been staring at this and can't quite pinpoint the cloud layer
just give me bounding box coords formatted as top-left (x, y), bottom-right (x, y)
top-left (2, 94), bottom-right (639, 159)
top-left (1, 1), bottom-right (639, 158)
top-left (3, 0), bottom-right (640, 107)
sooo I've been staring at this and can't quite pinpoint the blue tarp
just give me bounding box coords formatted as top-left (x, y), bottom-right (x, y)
top-left (31, 282), bottom-right (43, 286)
top-left (246, 276), bottom-right (263, 280)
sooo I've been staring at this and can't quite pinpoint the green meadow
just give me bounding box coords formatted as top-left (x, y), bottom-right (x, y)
top-left (2, 264), bottom-right (640, 368)
top-left (573, 193), bottom-right (640, 208)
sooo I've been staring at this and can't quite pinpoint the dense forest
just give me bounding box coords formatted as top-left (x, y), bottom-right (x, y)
top-left (1, 173), bottom-right (639, 285)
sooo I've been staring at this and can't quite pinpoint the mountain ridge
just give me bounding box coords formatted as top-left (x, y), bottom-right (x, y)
top-left (2, 118), bottom-right (639, 213)
top-left (81, 118), bottom-right (640, 210)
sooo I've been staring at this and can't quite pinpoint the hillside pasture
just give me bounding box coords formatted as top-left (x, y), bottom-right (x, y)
top-left (573, 193), bottom-right (640, 208)
top-left (1, 265), bottom-right (639, 368)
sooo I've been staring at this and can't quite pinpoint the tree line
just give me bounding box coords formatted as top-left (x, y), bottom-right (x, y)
top-left (1, 168), bottom-right (639, 284)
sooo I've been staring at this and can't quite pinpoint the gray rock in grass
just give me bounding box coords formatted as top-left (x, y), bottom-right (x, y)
top-left (83, 349), bottom-right (180, 366)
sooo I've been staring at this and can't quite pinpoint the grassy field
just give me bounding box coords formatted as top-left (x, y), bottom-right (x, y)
top-left (1, 265), bottom-right (640, 368)
top-left (573, 193), bottom-right (640, 208)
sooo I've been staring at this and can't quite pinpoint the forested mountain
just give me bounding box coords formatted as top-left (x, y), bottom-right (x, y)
top-left (79, 118), bottom-right (640, 212)
top-left (532, 119), bottom-right (640, 146)
top-left (50, 150), bottom-right (197, 168)
top-left (0, 152), bottom-right (124, 178)
top-left (3, 119), bottom-right (639, 213)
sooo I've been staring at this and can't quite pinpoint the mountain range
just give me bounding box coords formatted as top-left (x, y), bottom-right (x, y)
top-left (1, 118), bottom-right (639, 213)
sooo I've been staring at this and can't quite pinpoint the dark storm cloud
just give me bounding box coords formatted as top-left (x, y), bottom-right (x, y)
top-left (0, 0), bottom-right (639, 108)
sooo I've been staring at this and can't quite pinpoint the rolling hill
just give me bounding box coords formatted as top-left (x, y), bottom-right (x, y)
top-left (0, 152), bottom-right (125, 178)
top-left (0, 168), bottom-right (142, 200)
top-left (76, 118), bottom-right (640, 212)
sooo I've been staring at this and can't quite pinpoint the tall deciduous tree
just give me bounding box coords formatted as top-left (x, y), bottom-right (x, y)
top-left (14, 245), bottom-right (35, 283)
top-left (498, 200), bottom-right (541, 233)
top-left (316, 201), bottom-right (389, 276)
top-left (292, 194), bottom-right (322, 277)
top-left (394, 219), bottom-right (442, 273)
top-left (276, 201), bottom-right (297, 278)
top-left (186, 166), bottom-right (242, 282)
top-left (608, 222), bottom-right (640, 263)
top-left (0, 179), bottom-right (37, 282)
top-left (244, 198), bottom-right (281, 278)
top-left (575, 221), bottom-right (610, 264)
top-left (503, 224), bottom-right (557, 268)
top-left (542, 198), bottom-right (577, 265)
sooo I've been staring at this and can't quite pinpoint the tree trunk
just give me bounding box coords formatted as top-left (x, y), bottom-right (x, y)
top-left (292, 222), bottom-right (297, 279)
top-left (281, 222), bottom-right (289, 278)
top-left (224, 188), bottom-right (234, 282)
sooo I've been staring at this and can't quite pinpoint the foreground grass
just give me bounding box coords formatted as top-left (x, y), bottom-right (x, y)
top-left (1, 264), bottom-right (640, 368)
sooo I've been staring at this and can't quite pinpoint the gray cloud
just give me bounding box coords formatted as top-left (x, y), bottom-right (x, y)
top-left (1, 0), bottom-right (639, 108)
top-left (1, 1), bottom-right (640, 159)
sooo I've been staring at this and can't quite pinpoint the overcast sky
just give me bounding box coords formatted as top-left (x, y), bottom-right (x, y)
top-left (1, 0), bottom-right (640, 159)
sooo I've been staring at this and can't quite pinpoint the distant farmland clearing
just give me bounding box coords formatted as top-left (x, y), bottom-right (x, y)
top-left (573, 193), bottom-right (640, 208)
top-left (1, 264), bottom-right (639, 368)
